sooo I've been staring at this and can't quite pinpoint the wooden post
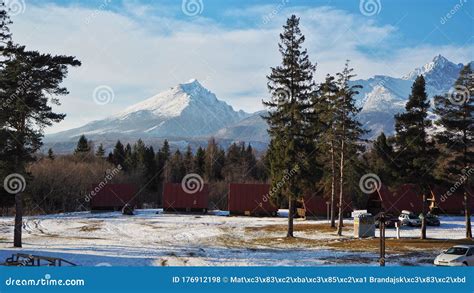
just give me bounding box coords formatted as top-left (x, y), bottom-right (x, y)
top-left (379, 212), bottom-right (386, 266)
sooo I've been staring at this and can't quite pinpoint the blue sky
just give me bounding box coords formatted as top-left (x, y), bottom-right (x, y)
top-left (8, 0), bottom-right (473, 133)
top-left (31, 0), bottom-right (473, 47)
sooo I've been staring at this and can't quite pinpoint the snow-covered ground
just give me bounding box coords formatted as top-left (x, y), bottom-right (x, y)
top-left (0, 210), bottom-right (470, 266)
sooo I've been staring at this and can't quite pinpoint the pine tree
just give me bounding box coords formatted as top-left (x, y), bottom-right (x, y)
top-left (183, 145), bottom-right (194, 174)
top-left (393, 75), bottom-right (438, 239)
top-left (0, 9), bottom-right (80, 247)
top-left (134, 139), bottom-right (146, 163)
top-left (95, 144), bottom-right (105, 158)
top-left (313, 74), bottom-right (339, 227)
top-left (434, 64), bottom-right (473, 238)
top-left (333, 62), bottom-right (365, 236)
top-left (125, 143), bottom-right (132, 157)
top-left (169, 150), bottom-right (186, 183)
top-left (244, 144), bottom-right (258, 180)
top-left (263, 15), bottom-right (316, 237)
top-left (74, 135), bottom-right (90, 155)
top-left (365, 132), bottom-right (397, 185)
top-left (194, 146), bottom-right (206, 176)
top-left (106, 152), bottom-right (114, 164)
top-left (254, 155), bottom-right (269, 182)
top-left (224, 143), bottom-right (243, 182)
top-left (0, 2), bottom-right (12, 66)
top-left (143, 146), bottom-right (158, 191)
top-left (205, 137), bottom-right (224, 181)
top-left (124, 143), bottom-right (133, 170)
top-left (47, 148), bottom-right (55, 160)
top-left (112, 140), bottom-right (126, 168)
top-left (162, 139), bottom-right (170, 161)
top-left (155, 148), bottom-right (167, 202)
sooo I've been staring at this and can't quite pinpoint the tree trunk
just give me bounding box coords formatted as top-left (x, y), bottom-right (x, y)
top-left (330, 141), bottom-right (336, 228)
top-left (14, 193), bottom-right (23, 247)
top-left (337, 139), bottom-right (344, 236)
top-left (465, 190), bottom-right (472, 239)
top-left (287, 195), bottom-right (294, 237)
top-left (420, 193), bottom-right (426, 240)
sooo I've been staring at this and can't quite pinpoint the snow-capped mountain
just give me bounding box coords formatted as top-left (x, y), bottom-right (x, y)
top-left (355, 55), bottom-right (467, 137)
top-left (47, 79), bottom-right (250, 142)
top-left (402, 55), bottom-right (464, 94)
top-left (46, 55), bottom-right (470, 152)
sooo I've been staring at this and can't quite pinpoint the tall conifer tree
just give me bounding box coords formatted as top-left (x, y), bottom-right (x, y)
top-left (0, 17), bottom-right (80, 246)
top-left (333, 62), bottom-right (365, 236)
top-left (434, 64), bottom-right (473, 238)
top-left (263, 15), bottom-right (316, 237)
top-left (313, 74), bottom-right (339, 227)
top-left (393, 75), bottom-right (438, 239)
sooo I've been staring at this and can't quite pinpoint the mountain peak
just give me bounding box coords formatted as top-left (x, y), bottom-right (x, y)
top-left (432, 54), bottom-right (448, 64)
top-left (178, 78), bottom-right (207, 94)
top-left (402, 55), bottom-right (460, 80)
top-left (180, 78), bottom-right (201, 87)
top-left (48, 79), bottom-right (250, 142)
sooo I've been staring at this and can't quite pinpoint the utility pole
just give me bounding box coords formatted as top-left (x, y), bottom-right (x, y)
top-left (376, 188), bottom-right (386, 266)
top-left (379, 212), bottom-right (386, 267)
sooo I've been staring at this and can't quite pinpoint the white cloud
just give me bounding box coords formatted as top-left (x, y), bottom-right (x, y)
top-left (8, 2), bottom-right (472, 133)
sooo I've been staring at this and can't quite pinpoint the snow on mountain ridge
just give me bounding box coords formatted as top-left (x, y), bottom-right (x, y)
top-left (46, 79), bottom-right (250, 142)
top-left (356, 55), bottom-right (467, 138)
top-left (402, 55), bottom-right (464, 93)
top-left (361, 85), bottom-right (404, 113)
top-left (116, 79), bottom-right (225, 119)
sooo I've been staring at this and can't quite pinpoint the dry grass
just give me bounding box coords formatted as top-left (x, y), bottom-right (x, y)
top-left (222, 223), bottom-right (474, 254)
top-left (78, 221), bottom-right (103, 232)
top-left (40, 234), bottom-right (105, 240)
top-left (327, 238), bottom-right (474, 253)
top-left (79, 225), bottom-right (101, 232)
top-left (250, 236), bottom-right (330, 247)
top-left (217, 223), bottom-right (340, 249)
top-left (244, 223), bottom-right (347, 234)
